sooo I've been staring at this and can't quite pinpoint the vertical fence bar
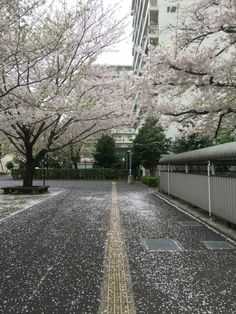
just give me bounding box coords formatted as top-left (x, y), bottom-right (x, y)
top-left (185, 164), bottom-right (188, 174)
top-left (207, 160), bottom-right (212, 218)
top-left (212, 163), bottom-right (215, 176)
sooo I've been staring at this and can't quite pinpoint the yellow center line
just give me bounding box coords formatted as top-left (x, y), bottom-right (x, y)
top-left (101, 182), bottom-right (136, 314)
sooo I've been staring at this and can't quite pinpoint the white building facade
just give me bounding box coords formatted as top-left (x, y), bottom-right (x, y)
top-left (110, 65), bottom-right (137, 150)
top-left (132, 0), bottom-right (184, 73)
top-left (111, 127), bottom-right (136, 151)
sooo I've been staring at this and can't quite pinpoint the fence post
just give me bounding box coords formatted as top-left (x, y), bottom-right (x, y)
top-left (207, 160), bottom-right (212, 219)
top-left (185, 164), bottom-right (188, 174)
top-left (158, 165), bottom-right (161, 192)
top-left (211, 163), bottom-right (215, 176)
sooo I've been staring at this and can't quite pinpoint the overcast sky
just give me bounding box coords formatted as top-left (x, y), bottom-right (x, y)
top-left (96, 0), bottom-right (133, 66)
top-left (55, 0), bottom-right (133, 66)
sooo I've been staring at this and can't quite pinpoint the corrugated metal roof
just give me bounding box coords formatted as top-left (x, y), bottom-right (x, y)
top-left (159, 141), bottom-right (236, 164)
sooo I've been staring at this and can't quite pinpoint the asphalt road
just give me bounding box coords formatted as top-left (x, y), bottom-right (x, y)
top-left (0, 180), bottom-right (112, 314)
top-left (0, 179), bottom-right (235, 314)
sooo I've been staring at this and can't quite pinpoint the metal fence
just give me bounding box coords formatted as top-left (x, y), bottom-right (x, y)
top-left (160, 172), bottom-right (236, 225)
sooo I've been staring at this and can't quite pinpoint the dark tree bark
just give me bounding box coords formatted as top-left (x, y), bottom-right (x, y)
top-left (70, 145), bottom-right (80, 170)
top-left (72, 160), bottom-right (78, 169)
top-left (21, 135), bottom-right (47, 187)
top-left (23, 159), bottom-right (36, 187)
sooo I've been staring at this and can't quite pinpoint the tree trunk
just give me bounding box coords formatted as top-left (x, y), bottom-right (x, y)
top-left (23, 161), bottom-right (35, 187)
top-left (70, 145), bottom-right (80, 169)
top-left (150, 167), bottom-right (156, 177)
top-left (73, 160), bottom-right (78, 169)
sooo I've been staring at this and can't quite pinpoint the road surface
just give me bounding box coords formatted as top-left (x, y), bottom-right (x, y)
top-left (0, 180), bottom-right (235, 313)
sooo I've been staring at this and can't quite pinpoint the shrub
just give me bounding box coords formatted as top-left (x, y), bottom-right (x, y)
top-left (141, 176), bottom-right (159, 187)
top-left (11, 168), bottom-right (129, 181)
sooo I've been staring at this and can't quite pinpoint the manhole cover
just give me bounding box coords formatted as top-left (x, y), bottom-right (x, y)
top-left (143, 239), bottom-right (184, 251)
top-left (178, 221), bottom-right (202, 227)
top-left (203, 241), bottom-right (236, 250)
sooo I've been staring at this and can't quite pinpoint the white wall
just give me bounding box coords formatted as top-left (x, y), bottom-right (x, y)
top-left (0, 154), bottom-right (15, 172)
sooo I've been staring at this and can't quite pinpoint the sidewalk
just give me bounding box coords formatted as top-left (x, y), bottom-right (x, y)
top-left (153, 188), bottom-right (236, 243)
top-left (117, 182), bottom-right (236, 314)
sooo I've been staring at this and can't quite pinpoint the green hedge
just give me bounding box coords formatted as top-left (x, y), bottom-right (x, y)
top-left (141, 176), bottom-right (159, 187)
top-left (11, 168), bottom-right (129, 180)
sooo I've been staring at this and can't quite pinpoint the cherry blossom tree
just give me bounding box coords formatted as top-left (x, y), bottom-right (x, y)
top-left (0, 0), bottom-right (47, 106)
top-left (138, 0), bottom-right (236, 138)
top-left (0, 0), bottom-right (134, 187)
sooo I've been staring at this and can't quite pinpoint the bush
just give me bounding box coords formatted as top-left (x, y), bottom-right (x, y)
top-left (11, 168), bottom-right (129, 181)
top-left (141, 176), bottom-right (159, 187)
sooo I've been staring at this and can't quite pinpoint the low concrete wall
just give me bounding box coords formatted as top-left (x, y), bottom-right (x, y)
top-left (160, 172), bottom-right (236, 225)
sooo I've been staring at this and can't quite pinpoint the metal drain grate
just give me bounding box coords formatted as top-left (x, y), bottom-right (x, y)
top-left (143, 239), bottom-right (184, 252)
top-left (178, 221), bottom-right (202, 227)
top-left (203, 241), bottom-right (236, 250)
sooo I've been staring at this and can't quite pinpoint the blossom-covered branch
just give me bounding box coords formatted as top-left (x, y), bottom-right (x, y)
top-left (138, 0), bottom-right (236, 138)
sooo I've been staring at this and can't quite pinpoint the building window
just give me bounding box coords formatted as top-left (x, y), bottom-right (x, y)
top-left (150, 38), bottom-right (159, 46)
top-left (133, 104), bottom-right (138, 113)
top-left (171, 6), bottom-right (177, 12)
top-left (150, 10), bottom-right (158, 25)
top-left (167, 6), bottom-right (177, 13)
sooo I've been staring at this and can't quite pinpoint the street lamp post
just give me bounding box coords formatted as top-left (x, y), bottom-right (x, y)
top-left (43, 154), bottom-right (47, 186)
top-left (127, 150), bottom-right (133, 184)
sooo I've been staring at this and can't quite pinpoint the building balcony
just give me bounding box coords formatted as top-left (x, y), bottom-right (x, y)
top-left (149, 24), bottom-right (158, 37)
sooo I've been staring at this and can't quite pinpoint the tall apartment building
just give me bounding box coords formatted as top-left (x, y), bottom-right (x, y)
top-left (110, 65), bottom-right (137, 151)
top-left (131, 0), bottom-right (186, 138)
top-left (132, 0), bottom-right (182, 73)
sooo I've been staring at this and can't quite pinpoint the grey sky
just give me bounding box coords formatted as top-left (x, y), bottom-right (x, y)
top-left (96, 0), bottom-right (133, 66)
top-left (54, 0), bottom-right (133, 66)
